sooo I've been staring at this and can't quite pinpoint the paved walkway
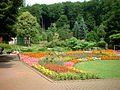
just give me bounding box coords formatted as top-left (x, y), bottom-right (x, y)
top-left (0, 60), bottom-right (120, 90)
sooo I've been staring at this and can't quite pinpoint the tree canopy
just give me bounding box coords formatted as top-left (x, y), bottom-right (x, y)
top-left (17, 11), bottom-right (40, 43)
top-left (0, 0), bottom-right (23, 41)
top-left (1, 0), bottom-right (119, 48)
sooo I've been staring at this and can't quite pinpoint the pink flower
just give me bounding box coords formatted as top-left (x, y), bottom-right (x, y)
top-left (63, 62), bottom-right (75, 67)
top-left (19, 54), bottom-right (40, 66)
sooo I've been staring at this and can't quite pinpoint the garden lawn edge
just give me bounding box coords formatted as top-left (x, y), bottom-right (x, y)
top-left (20, 59), bottom-right (120, 82)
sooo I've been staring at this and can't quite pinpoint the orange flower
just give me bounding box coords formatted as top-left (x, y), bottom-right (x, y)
top-left (65, 51), bottom-right (84, 54)
top-left (86, 57), bottom-right (94, 60)
top-left (93, 50), bottom-right (114, 53)
top-left (69, 59), bottom-right (83, 63)
top-left (21, 52), bottom-right (51, 58)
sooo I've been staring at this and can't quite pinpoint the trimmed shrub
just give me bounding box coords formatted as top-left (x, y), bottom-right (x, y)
top-left (97, 40), bottom-right (107, 49)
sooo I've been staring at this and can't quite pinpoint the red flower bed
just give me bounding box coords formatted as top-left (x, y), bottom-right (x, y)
top-left (43, 64), bottom-right (77, 72)
top-left (101, 57), bottom-right (119, 60)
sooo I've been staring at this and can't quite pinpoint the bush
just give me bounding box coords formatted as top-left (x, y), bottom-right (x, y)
top-left (46, 41), bottom-right (57, 48)
top-left (85, 31), bottom-right (100, 42)
top-left (38, 47), bottom-right (47, 52)
top-left (66, 37), bottom-right (96, 50)
top-left (21, 48), bottom-right (33, 52)
top-left (66, 37), bottom-right (77, 50)
top-left (0, 43), bottom-right (11, 49)
top-left (97, 40), bottom-right (107, 49)
top-left (51, 47), bottom-right (71, 52)
top-left (56, 40), bottom-right (67, 47)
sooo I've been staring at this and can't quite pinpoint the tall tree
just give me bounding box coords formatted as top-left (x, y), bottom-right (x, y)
top-left (84, 12), bottom-right (96, 31)
top-left (0, 0), bottom-right (23, 41)
top-left (48, 3), bottom-right (64, 22)
top-left (17, 11), bottom-right (40, 43)
top-left (63, 2), bottom-right (83, 29)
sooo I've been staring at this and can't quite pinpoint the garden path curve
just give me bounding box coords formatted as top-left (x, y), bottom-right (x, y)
top-left (0, 60), bottom-right (120, 90)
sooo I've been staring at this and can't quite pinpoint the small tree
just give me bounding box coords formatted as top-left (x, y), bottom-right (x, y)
top-left (46, 31), bottom-right (53, 42)
top-left (97, 24), bottom-right (106, 38)
top-left (73, 14), bottom-right (88, 39)
top-left (97, 40), bottom-right (107, 49)
top-left (72, 21), bottom-right (79, 39)
top-left (17, 11), bottom-right (40, 43)
top-left (58, 24), bottom-right (72, 40)
top-left (85, 31), bottom-right (99, 42)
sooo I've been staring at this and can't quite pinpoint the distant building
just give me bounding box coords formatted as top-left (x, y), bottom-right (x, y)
top-left (9, 37), bottom-right (30, 45)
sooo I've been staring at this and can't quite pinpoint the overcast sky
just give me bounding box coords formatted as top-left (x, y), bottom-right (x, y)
top-left (26, 0), bottom-right (90, 5)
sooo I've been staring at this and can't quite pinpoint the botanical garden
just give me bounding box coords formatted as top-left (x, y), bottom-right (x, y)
top-left (0, 0), bottom-right (120, 82)
top-left (19, 49), bottom-right (120, 80)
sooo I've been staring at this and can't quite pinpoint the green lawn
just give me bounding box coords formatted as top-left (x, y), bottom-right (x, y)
top-left (75, 60), bottom-right (120, 79)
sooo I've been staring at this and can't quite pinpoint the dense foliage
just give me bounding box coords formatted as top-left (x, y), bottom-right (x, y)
top-left (17, 11), bottom-right (41, 43)
top-left (0, 0), bottom-right (23, 41)
top-left (1, 0), bottom-right (119, 49)
top-left (19, 0), bottom-right (120, 48)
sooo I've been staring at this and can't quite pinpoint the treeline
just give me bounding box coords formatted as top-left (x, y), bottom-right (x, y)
top-left (1, 0), bottom-right (119, 49)
top-left (19, 0), bottom-right (120, 48)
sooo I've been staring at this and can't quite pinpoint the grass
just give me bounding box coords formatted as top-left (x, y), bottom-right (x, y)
top-left (75, 60), bottom-right (120, 79)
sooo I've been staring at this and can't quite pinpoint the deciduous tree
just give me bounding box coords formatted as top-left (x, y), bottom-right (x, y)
top-left (17, 11), bottom-right (40, 43)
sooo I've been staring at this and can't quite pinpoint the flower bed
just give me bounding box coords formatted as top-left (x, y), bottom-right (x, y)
top-left (21, 52), bottom-right (51, 58)
top-left (63, 62), bottom-right (75, 67)
top-left (20, 50), bottom-right (120, 80)
top-left (43, 64), bottom-right (82, 72)
top-left (32, 65), bottom-right (99, 80)
top-left (19, 54), bottom-right (40, 66)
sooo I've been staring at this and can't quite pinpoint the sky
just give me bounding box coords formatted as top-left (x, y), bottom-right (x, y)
top-left (26, 0), bottom-right (90, 6)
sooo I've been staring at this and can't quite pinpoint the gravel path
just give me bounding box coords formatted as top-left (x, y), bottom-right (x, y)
top-left (0, 61), bottom-right (120, 90)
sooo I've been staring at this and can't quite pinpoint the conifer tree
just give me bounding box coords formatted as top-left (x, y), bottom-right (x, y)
top-left (72, 21), bottom-right (79, 39)
top-left (78, 17), bottom-right (88, 39)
